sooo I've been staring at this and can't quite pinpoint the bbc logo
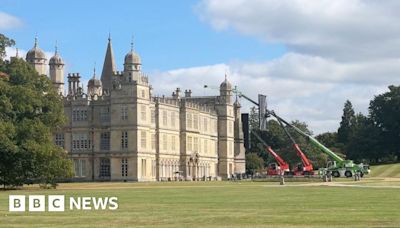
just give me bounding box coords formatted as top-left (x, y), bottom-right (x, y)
top-left (9, 195), bottom-right (65, 212)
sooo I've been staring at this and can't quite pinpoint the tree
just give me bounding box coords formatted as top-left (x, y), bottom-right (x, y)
top-left (0, 34), bottom-right (15, 60)
top-left (346, 113), bottom-right (383, 163)
top-left (245, 153), bottom-right (264, 175)
top-left (337, 100), bottom-right (355, 145)
top-left (369, 85), bottom-right (400, 161)
top-left (0, 34), bottom-right (73, 188)
top-left (249, 106), bottom-right (259, 131)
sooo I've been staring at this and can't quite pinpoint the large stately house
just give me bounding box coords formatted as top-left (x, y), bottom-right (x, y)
top-left (24, 36), bottom-right (246, 181)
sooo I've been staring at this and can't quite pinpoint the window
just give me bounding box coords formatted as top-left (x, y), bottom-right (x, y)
top-left (171, 112), bottom-right (176, 127)
top-left (100, 158), bottom-right (110, 178)
top-left (121, 105), bottom-right (128, 120)
top-left (74, 159), bottom-right (86, 177)
top-left (171, 135), bottom-right (176, 151)
top-left (55, 133), bottom-right (64, 148)
top-left (100, 132), bottom-right (110, 150)
top-left (187, 136), bottom-right (192, 151)
top-left (194, 137), bottom-right (198, 152)
top-left (141, 105), bottom-right (146, 121)
top-left (121, 158), bottom-right (128, 177)
top-left (141, 131), bottom-right (146, 149)
top-left (121, 131), bottom-right (128, 149)
top-left (163, 110), bottom-right (167, 126)
top-left (151, 110), bottom-right (156, 124)
top-left (204, 118), bottom-right (208, 132)
top-left (151, 133), bottom-right (156, 150)
top-left (141, 159), bottom-right (147, 177)
top-left (100, 107), bottom-right (110, 122)
top-left (72, 108), bottom-right (88, 121)
top-left (193, 114), bottom-right (198, 129)
top-left (141, 89), bottom-right (146, 98)
top-left (163, 134), bottom-right (167, 150)
top-left (72, 133), bottom-right (91, 151)
top-left (204, 140), bottom-right (208, 154)
top-left (187, 113), bottom-right (192, 128)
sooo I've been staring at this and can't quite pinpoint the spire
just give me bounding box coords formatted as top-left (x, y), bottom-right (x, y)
top-left (130, 35), bottom-right (134, 52)
top-left (34, 34), bottom-right (38, 48)
top-left (93, 62), bottom-right (96, 79)
top-left (54, 40), bottom-right (58, 55)
top-left (101, 35), bottom-right (116, 91)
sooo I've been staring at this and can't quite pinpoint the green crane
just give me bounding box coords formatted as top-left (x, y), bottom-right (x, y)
top-left (268, 111), bottom-right (370, 178)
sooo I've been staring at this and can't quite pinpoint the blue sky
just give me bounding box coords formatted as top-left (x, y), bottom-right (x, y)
top-left (2, 0), bottom-right (400, 133)
top-left (1, 0), bottom-right (285, 75)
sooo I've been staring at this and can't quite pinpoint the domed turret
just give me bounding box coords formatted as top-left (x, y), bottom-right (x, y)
top-left (26, 36), bottom-right (47, 75)
top-left (49, 45), bottom-right (65, 95)
top-left (124, 39), bottom-right (141, 72)
top-left (220, 78), bottom-right (232, 90)
top-left (220, 74), bottom-right (233, 104)
top-left (124, 51), bottom-right (141, 65)
top-left (49, 51), bottom-right (64, 65)
top-left (88, 68), bottom-right (102, 97)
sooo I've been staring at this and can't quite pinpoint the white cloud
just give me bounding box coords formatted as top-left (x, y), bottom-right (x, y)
top-left (0, 12), bottom-right (22, 30)
top-left (197, 0), bottom-right (400, 61)
top-left (150, 54), bottom-right (393, 134)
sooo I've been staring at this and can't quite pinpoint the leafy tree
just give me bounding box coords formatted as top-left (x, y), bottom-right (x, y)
top-left (249, 106), bottom-right (259, 131)
top-left (337, 100), bottom-right (355, 145)
top-left (0, 34), bottom-right (15, 60)
top-left (0, 34), bottom-right (73, 189)
top-left (245, 153), bottom-right (264, 175)
top-left (346, 113), bottom-right (382, 163)
top-left (369, 85), bottom-right (400, 161)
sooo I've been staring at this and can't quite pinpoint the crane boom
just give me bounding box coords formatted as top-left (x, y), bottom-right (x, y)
top-left (276, 118), bottom-right (313, 168)
top-left (269, 111), bottom-right (344, 163)
top-left (252, 131), bottom-right (289, 169)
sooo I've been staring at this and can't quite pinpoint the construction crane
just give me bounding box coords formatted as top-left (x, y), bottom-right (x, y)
top-left (268, 111), bottom-right (370, 178)
top-left (252, 131), bottom-right (290, 175)
top-left (275, 117), bottom-right (314, 175)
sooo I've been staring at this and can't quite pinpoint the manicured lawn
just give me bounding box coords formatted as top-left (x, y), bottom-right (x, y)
top-left (370, 163), bottom-right (400, 178)
top-left (0, 180), bottom-right (399, 227)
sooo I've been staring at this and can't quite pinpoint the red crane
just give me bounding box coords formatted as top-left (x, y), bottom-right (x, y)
top-left (274, 113), bottom-right (314, 175)
top-left (252, 131), bottom-right (290, 175)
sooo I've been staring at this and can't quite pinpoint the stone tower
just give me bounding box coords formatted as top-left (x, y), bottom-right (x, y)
top-left (233, 97), bottom-right (246, 174)
top-left (216, 76), bottom-right (235, 179)
top-left (123, 40), bottom-right (142, 82)
top-left (49, 45), bottom-right (65, 95)
top-left (26, 36), bottom-right (47, 75)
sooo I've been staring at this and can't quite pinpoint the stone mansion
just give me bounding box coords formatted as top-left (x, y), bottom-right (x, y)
top-left (24, 36), bottom-right (246, 181)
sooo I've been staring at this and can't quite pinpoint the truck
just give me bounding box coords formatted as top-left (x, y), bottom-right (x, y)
top-left (269, 111), bottom-right (370, 178)
top-left (252, 131), bottom-right (290, 175)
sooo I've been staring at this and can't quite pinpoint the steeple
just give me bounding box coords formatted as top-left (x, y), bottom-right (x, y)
top-left (101, 35), bottom-right (116, 92)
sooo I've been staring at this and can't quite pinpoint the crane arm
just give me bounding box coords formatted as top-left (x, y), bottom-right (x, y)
top-left (269, 111), bottom-right (344, 163)
top-left (252, 131), bottom-right (289, 167)
top-left (276, 118), bottom-right (313, 168)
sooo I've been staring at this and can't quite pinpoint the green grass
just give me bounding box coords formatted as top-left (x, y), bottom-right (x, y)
top-left (1, 181), bottom-right (400, 227)
top-left (370, 163), bottom-right (400, 178)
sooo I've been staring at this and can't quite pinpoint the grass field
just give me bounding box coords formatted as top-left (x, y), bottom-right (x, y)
top-left (1, 178), bottom-right (400, 228)
top-left (370, 163), bottom-right (400, 178)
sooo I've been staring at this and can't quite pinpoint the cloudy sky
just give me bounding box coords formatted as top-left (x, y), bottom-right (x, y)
top-left (2, 0), bottom-right (400, 134)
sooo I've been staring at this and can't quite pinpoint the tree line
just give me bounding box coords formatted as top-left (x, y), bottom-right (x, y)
top-left (246, 86), bottom-right (400, 174)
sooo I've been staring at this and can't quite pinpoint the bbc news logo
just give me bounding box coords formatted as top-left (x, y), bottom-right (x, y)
top-left (9, 195), bottom-right (119, 212)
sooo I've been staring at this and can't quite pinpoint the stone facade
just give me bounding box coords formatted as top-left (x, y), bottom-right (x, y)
top-left (25, 37), bottom-right (246, 181)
